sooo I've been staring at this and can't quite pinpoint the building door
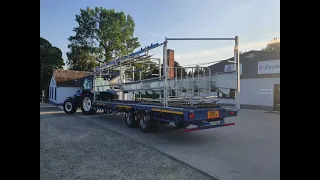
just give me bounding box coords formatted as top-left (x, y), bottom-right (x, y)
top-left (273, 84), bottom-right (280, 111)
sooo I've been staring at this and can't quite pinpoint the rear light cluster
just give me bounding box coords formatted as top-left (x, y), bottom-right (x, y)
top-left (229, 111), bottom-right (236, 116)
top-left (189, 111), bottom-right (195, 119)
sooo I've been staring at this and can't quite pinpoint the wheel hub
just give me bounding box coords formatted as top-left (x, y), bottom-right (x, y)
top-left (83, 97), bottom-right (92, 111)
top-left (125, 112), bottom-right (132, 124)
top-left (65, 102), bottom-right (72, 111)
top-left (140, 114), bottom-right (149, 129)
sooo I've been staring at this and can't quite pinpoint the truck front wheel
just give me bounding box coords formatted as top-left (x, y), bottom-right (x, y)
top-left (81, 93), bottom-right (97, 115)
top-left (63, 99), bottom-right (77, 114)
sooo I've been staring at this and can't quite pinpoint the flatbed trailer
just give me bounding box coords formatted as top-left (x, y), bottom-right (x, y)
top-left (63, 36), bottom-right (241, 133)
top-left (92, 99), bottom-right (237, 132)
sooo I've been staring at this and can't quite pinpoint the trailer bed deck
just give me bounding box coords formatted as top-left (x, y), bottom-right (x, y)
top-left (92, 100), bottom-right (237, 132)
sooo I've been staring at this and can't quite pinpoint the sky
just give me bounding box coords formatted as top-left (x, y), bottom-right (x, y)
top-left (40, 0), bottom-right (280, 67)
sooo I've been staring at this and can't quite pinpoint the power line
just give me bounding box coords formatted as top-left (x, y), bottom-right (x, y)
top-left (183, 59), bottom-right (226, 66)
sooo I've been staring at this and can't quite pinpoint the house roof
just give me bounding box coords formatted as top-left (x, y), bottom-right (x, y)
top-left (53, 69), bottom-right (121, 87)
top-left (53, 69), bottom-right (92, 87)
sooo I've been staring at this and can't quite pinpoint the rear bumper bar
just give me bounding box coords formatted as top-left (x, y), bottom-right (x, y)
top-left (183, 122), bottom-right (235, 132)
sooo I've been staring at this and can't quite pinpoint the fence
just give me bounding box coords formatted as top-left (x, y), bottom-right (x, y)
top-left (40, 95), bottom-right (48, 103)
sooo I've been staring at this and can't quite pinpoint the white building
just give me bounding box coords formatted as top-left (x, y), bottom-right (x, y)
top-left (49, 69), bottom-right (133, 105)
top-left (208, 51), bottom-right (280, 111)
top-left (49, 70), bottom-right (91, 105)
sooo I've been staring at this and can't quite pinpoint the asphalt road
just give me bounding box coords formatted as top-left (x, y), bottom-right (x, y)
top-left (62, 107), bottom-right (280, 180)
top-left (40, 106), bottom-right (216, 180)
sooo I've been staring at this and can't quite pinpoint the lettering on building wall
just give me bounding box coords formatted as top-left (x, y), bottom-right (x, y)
top-left (224, 63), bottom-right (242, 75)
top-left (260, 89), bottom-right (273, 94)
top-left (258, 59), bottom-right (280, 74)
top-left (245, 53), bottom-right (255, 59)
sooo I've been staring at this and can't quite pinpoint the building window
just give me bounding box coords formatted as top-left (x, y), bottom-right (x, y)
top-left (54, 87), bottom-right (56, 100)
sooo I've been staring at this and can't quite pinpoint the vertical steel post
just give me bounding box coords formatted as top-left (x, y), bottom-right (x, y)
top-left (99, 62), bottom-right (101, 78)
top-left (158, 59), bottom-right (161, 77)
top-left (158, 59), bottom-right (162, 100)
top-left (139, 71), bottom-right (142, 99)
top-left (180, 68), bottom-right (183, 95)
top-left (163, 38), bottom-right (168, 107)
top-left (175, 67), bottom-right (177, 97)
top-left (132, 66), bottom-right (135, 101)
top-left (93, 69), bottom-right (96, 102)
top-left (234, 36), bottom-right (240, 111)
top-left (120, 60), bottom-right (122, 82)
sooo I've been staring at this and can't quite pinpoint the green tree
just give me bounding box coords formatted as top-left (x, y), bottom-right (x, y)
top-left (128, 60), bottom-right (159, 80)
top-left (66, 7), bottom-right (140, 71)
top-left (262, 37), bottom-right (280, 52)
top-left (146, 61), bottom-right (187, 79)
top-left (40, 37), bottom-right (64, 94)
top-left (66, 45), bottom-right (97, 71)
top-left (193, 66), bottom-right (205, 76)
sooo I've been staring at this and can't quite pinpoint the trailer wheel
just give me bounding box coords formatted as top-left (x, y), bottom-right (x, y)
top-left (81, 93), bottom-right (97, 115)
top-left (138, 112), bottom-right (157, 133)
top-left (124, 111), bottom-right (138, 128)
top-left (103, 106), bottom-right (109, 114)
top-left (63, 99), bottom-right (77, 114)
top-left (174, 123), bottom-right (190, 129)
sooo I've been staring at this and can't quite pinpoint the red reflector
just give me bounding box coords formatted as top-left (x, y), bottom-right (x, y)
top-left (229, 111), bottom-right (235, 115)
top-left (189, 113), bottom-right (195, 119)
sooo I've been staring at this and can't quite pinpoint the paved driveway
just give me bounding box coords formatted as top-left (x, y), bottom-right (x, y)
top-left (40, 106), bottom-right (216, 180)
top-left (74, 109), bottom-right (280, 180)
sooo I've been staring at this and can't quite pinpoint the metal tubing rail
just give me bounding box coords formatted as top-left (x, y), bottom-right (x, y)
top-left (95, 42), bottom-right (164, 72)
top-left (166, 38), bottom-right (235, 41)
top-left (93, 36), bottom-right (240, 110)
top-left (96, 55), bottom-right (152, 72)
top-left (93, 76), bottom-right (165, 89)
top-left (163, 36), bottom-right (240, 110)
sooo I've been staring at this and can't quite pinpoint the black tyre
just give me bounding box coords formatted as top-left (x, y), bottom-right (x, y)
top-left (81, 93), bottom-right (97, 115)
top-left (103, 106), bottom-right (112, 114)
top-left (124, 111), bottom-right (138, 128)
top-left (174, 122), bottom-right (190, 129)
top-left (103, 106), bottom-right (108, 114)
top-left (63, 99), bottom-right (77, 114)
top-left (138, 112), bottom-right (157, 133)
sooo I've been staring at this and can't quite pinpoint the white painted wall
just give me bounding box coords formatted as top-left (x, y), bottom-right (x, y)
top-left (241, 78), bottom-right (280, 106)
top-left (217, 77), bottom-right (280, 107)
top-left (56, 87), bottom-right (81, 104)
top-left (49, 77), bottom-right (57, 104)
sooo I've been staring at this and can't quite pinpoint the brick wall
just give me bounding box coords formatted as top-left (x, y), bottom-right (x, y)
top-left (167, 49), bottom-right (174, 79)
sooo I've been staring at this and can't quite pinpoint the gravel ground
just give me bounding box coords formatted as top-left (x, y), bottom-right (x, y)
top-left (40, 107), bottom-right (215, 180)
top-left (72, 109), bottom-right (279, 180)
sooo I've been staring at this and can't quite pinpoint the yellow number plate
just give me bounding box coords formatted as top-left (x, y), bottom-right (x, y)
top-left (207, 111), bottom-right (219, 119)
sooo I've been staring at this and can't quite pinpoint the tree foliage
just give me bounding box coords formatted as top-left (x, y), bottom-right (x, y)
top-left (145, 61), bottom-right (187, 79)
top-left (66, 7), bottom-right (140, 71)
top-left (66, 45), bottom-right (97, 71)
top-left (192, 66), bottom-right (205, 76)
top-left (262, 37), bottom-right (280, 52)
top-left (40, 37), bottom-right (64, 94)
